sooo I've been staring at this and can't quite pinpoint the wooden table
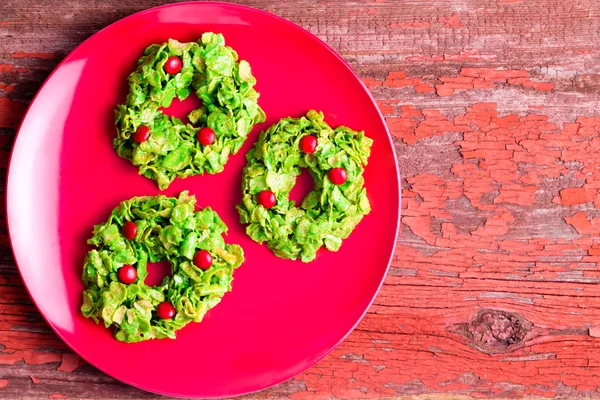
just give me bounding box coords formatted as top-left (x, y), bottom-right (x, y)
top-left (2, 0), bottom-right (600, 398)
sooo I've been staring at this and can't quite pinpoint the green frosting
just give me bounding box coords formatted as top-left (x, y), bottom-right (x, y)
top-left (237, 111), bottom-right (373, 262)
top-left (81, 192), bottom-right (244, 342)
top-left (114, 33), bottom-right (265, 189)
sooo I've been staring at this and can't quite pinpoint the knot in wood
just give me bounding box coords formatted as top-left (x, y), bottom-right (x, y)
top-left (453, 309), bottom-right (533, 354)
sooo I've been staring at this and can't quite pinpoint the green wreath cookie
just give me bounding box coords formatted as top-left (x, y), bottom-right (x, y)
top-left (114, 32), bottom-right (266, 190)
top-left (80, 192), bottom-right (243, 342)
top-left (237, 110), bottom-right (373, 262)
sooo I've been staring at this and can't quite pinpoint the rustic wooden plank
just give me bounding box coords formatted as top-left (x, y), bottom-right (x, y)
top-left (3, 0), bottom-right (600, 398)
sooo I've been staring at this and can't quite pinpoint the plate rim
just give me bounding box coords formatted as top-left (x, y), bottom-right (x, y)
top-left (5, 1), bottom-right (401, 397)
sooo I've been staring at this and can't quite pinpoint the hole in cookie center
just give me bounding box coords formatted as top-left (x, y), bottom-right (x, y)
top-left (144, 260), bottom-right (172, 287)
top-left (289, 168), bottom-right (315, 206)
top-left (159, 93), bottom-right (203, 125)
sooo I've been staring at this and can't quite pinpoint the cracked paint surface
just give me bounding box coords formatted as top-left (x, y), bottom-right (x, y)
top-left (364, 68), bottom-right (554, 98)
top-left (3, 0), bottom-right (600, 399)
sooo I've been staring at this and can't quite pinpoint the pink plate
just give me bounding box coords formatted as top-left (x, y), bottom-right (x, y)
top-left (6, 2), bottom-right (400, 397)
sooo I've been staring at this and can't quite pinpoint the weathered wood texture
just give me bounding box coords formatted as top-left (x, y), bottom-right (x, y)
top-left (2, 0), bottom-right (600, 398)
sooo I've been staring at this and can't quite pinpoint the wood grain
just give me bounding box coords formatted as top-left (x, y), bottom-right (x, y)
top-left (3, 0), bottom-right (600, 398)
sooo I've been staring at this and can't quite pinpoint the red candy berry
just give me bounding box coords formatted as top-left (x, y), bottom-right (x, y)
top-left (157, 302), bottom-right (176, 319)
top-left (300, 135), bottom-right (318, 154)
top-left (123, 221), bottom-right (137, 240)
top-left (198, 127), bottom-right (216, 146)
top-left (118, 265), bottom-right (137, 285)
top-left (193, 250), bottom-right (213, 270)
top-left (133, 126), bottom-right (150, 143)
top-left (257, 190), bottom-right (276, 208)
top-left (328, 167), bottom-right (347, 185)
top-left (164, 56), bottom-right (182, 74)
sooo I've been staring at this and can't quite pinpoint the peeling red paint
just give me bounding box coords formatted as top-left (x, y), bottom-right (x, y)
top-left (434, 68), bottom-right (554, 96)
top-left (392, 101), bottom-right (600, 297)
top-left (406, 52), bottom-right (498, 62)
top-left (565, 212), bottom-right (593, 235)
top-left (0, 351), bottom-right (62, 365)
top-left (348, 8), bottom-right (378, 16)
top-left (11, 52), bottom-right (55, 59)
top-left (380, 71), bottom-right (436, 93)
top-left (376, 100), bottom-right (395, 115)
top-left (57, 354), bottom-right (80, 373)
top-left (415, 84), bottom-right (436, 93)
top-left (403, 215), bottom-right (436, 245)
top-left (372, 67), bottom-right (553, 99)
top-left (444, 50), bottom-right (497, 61)
top-left (555, 188), bottom-right (587, 205)
top-left (0, 64), bottom-right (26, 73)
top-left (361, 77), bottom-right (382, 88)
top-left (438, 14), bottom-right (464, 28)
top-left (0, 83), bottom-right (15, 92)
top-left (407, 54), bottom-right (444, 62)
top-left (389, 21), bottom-right (431, 28)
